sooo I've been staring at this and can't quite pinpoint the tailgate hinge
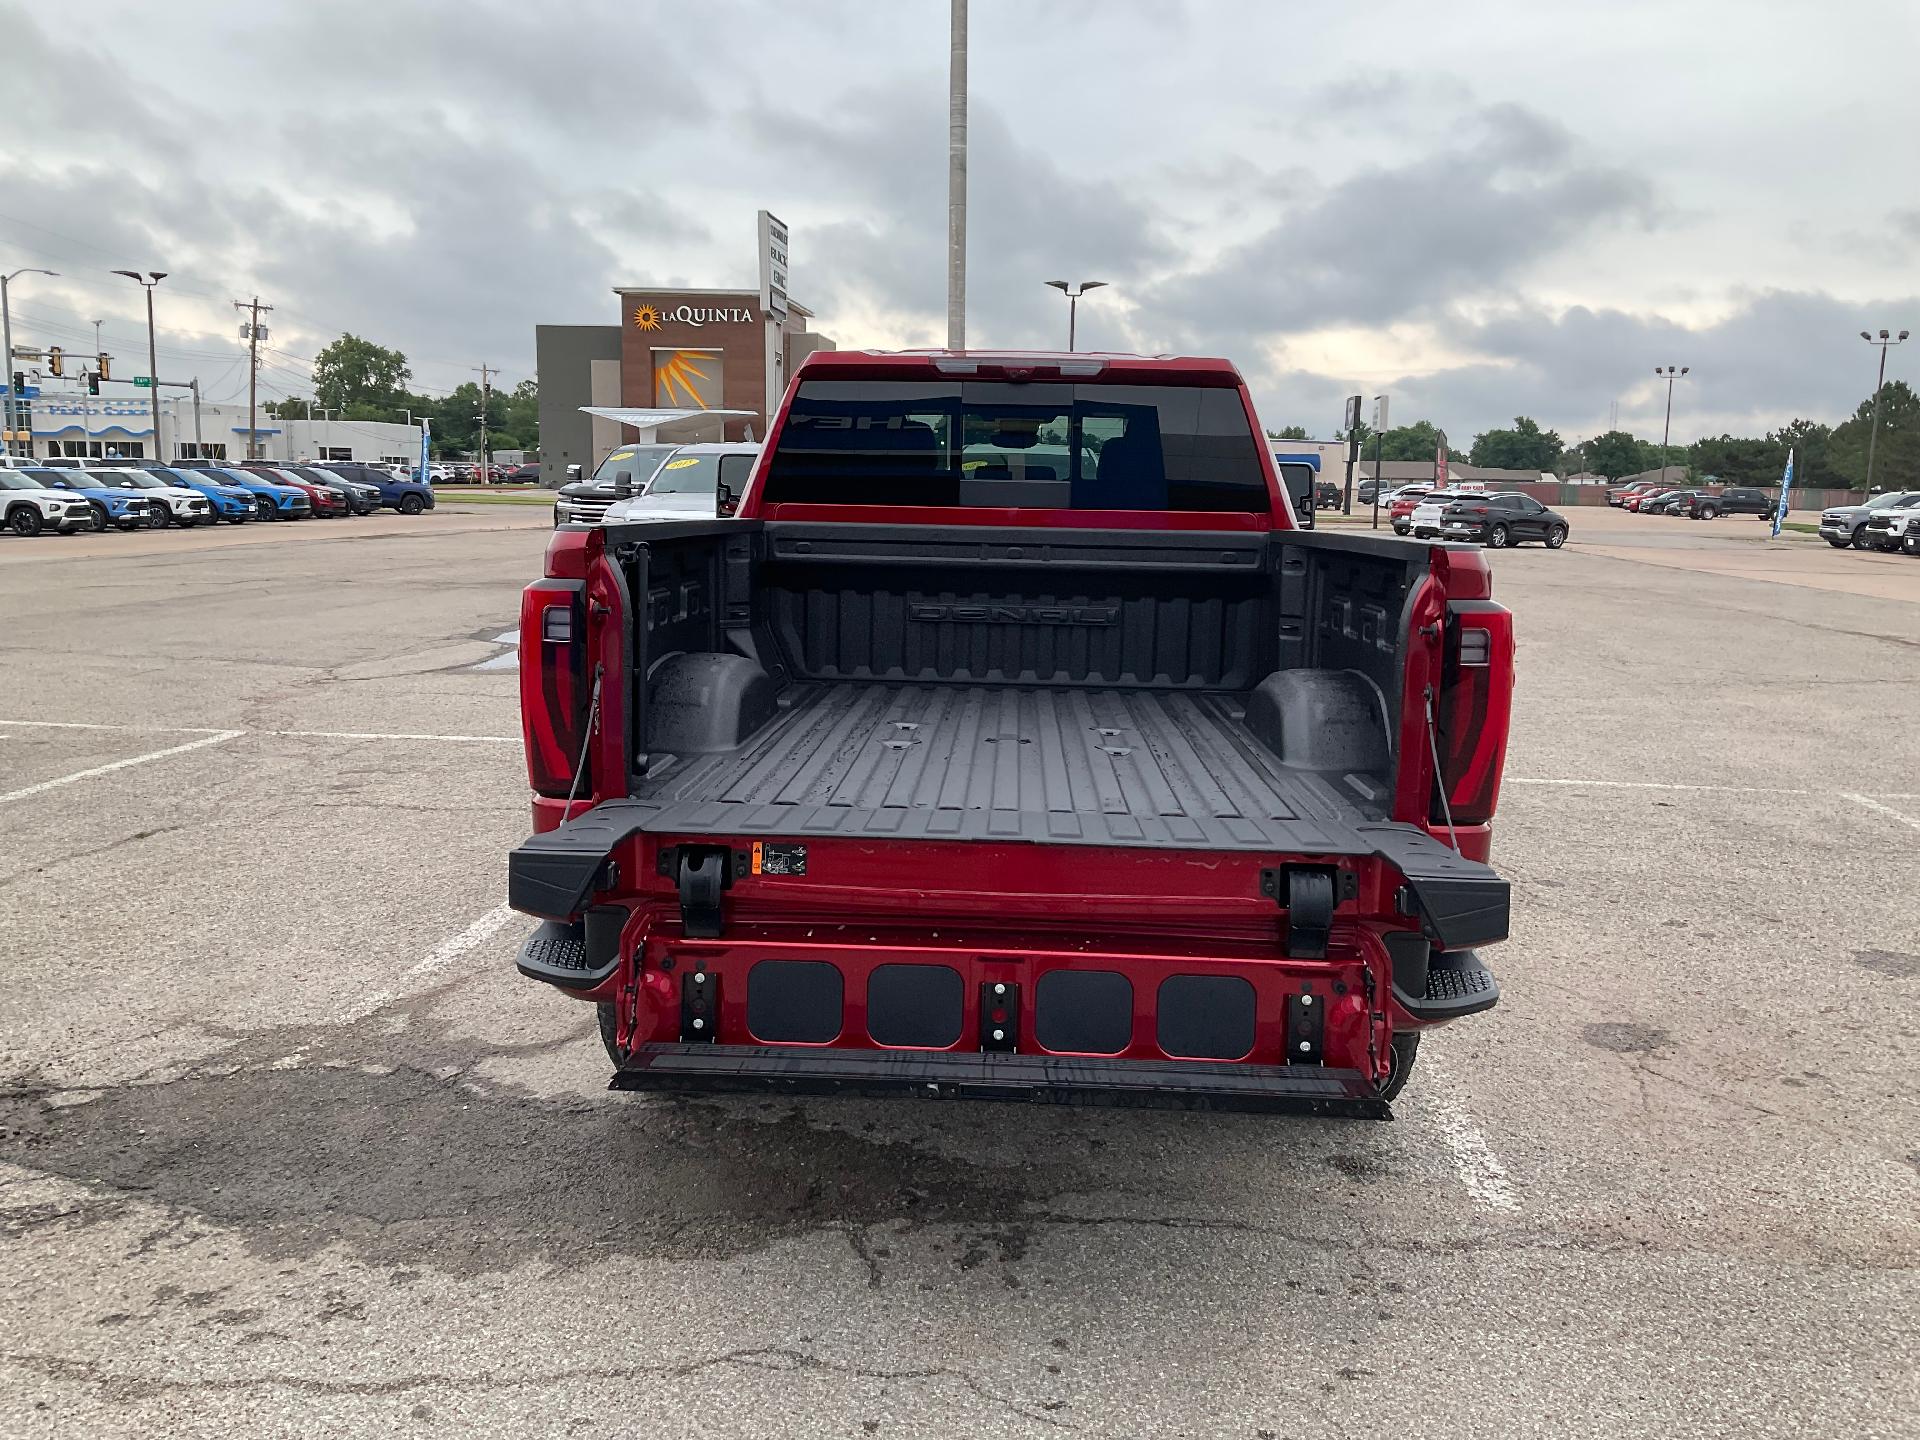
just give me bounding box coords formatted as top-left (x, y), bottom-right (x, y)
top-left (1260, 866), bottom-right (1354, 960)
top-left (658, 846), bottom-right (743, 939)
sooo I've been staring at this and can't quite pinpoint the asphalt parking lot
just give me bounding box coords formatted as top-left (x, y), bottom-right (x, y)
top-left (2, 508), bottom-right (1915, 1438)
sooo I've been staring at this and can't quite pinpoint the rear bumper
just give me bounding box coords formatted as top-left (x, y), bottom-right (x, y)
top-left (609, 1043), bottom-right (1390, 1117)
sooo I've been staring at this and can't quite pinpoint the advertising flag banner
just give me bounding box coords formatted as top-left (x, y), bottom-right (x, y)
top-left (1771, 447), bottom-right (1794, 537)
top-left (418, 418), bottom-right (431, 485)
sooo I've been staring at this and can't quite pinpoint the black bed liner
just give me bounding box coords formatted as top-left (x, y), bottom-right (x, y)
top-left (635, 680), bottom-right (1383, 851)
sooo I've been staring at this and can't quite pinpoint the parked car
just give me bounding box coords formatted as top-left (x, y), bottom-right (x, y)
top-left (148, 466), bottom-right (258, 524)
top-left (1663, 489), bottom-right (1719, 517)
top-left (313, 461), bottom-right (436, 514)
top-left (1636, 490), bottom-right (1689, 515)
top-left (1904, 524), bottom-right (1920, 557)
top-left (1607, 480), bottom-right (1663, 507)
top-left (1860, 500), bottom-right (1920, 552)
top-left (288, 466), bottom-right (380, 515)
top-left (0, 471), bottom-right (92, 535)
top-left (1406, 488), bottom-right (1472, 538)
top-left (1818, 491), bottom-right (1920, 549)
top-left (1386, 485), bottom-right (1432, 534)
top-left (1686, 485), bottom-right (1775, 519)
top-left (554, 442), bottom-right (680, 527)
top-left (497, 463), bottom-right (542, 485)
top-left (77, 468), bottom-right (215, 527)
top-left (1438, 492), bottom-right (1570, 549)
top-left (1357, 477), bottom-right (1382, 505)
top-left (242, 465), bottom-right (351, 518)
top-left (197, 466), bottom-right (312, 520)
top-left (601, 443), bottom-right (762, 524)
top-left (25, 468), bottom-right (160, 530)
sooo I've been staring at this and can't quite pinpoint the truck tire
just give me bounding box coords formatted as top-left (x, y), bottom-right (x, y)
top-left (596, 1002), bottom-right (626, 1068)
top-left (1850, 527), bottom-right (1871, 550)
top-left (7, 504), bottom-right (43, 537)
top-left (1697, 504), bottom-right (1719, 519)
top-left (1378, 1032), bottom-right (1420, 1102)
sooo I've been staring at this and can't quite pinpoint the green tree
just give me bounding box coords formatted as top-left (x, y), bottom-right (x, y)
top-left (312, 334), bottom-right (412, 411)
top-left (1584, 430), bottom-right (1644, 480)
top-left (1468, 416), bottom-right (1562, 472)
top-left (1827, 381), bottom-right (1919, 491)
top-left (263, 395), bottom-right (309, 419)
top-left (1377, 420), bottom-right (1447, 462)
top-left (1266, 425), bottom-right (1309, 440)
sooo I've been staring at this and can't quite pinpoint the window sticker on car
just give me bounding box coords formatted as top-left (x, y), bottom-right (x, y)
top-left (663, 457), bottom-right (700, 470)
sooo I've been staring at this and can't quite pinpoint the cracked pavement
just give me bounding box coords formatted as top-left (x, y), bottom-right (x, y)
top-left (1, 507), bottom-right (1916, 1438)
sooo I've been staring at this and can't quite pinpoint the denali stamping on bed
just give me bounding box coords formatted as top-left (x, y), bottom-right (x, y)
top-left (508, 349), bottom-right (1514, 1115)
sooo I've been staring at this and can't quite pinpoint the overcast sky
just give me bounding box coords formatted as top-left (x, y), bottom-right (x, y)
top-left (3, 0), bottom-right (1916, 445)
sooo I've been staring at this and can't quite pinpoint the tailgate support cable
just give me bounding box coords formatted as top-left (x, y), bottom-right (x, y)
top-left (564, 664), bottom-right (605, 816)
top-left (1423, 687), bottom-right (1459, 853)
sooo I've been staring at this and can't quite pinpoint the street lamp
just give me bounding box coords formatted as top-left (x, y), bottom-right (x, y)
top-left (1654, 365), bottom-right (1689, 482)
top-left (1858, 329), bottom-right (1909, 494)
top-left (1, 267), bottom-right (58, 457)
top-left (1043, 279), bottom-right (1107, 351)
top-left (112, 271), bottom-right (167, 458)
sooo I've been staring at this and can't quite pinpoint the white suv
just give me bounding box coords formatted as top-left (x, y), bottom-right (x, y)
top-left (1408, 488), bottom-right (1474, 539)
top-left (1, 471), bottom-right (92, 536)
top-left (80, 468), bottom-right (215, 528)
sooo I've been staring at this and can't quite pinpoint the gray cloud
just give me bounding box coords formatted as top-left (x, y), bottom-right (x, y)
top-left (1139, 101), bottom-right (1661, 352)
top-left (738, 83), bottom-right (1174, 350)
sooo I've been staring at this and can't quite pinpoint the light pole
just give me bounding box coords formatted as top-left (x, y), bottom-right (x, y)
top-left (1043, 280), bottom-right (1107, 351)
top-left (1858, 329), bottom-right (1909, 494)
top-left (2, 267), bottom-right (58, 457)
top-left (1655, 365), bottom-right (1689, 482)
top-left (947, 0), bottom-right (968, 350)
top-left (112, 271), bottom-right (167, 459)
top-left (305, 402), bottom-right (338, 460)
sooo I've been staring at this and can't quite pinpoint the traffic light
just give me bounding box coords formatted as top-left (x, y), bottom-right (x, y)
top-left (10, 372), bottom-right (22, 395)
top-left (47, 346), bottom-right (63, 377)
top-left (98, 353), bottom-right (111, 381)
top-left (87, 372), bottom-right (101, 396)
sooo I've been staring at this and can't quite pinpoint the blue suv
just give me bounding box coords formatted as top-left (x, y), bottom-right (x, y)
top-left (196, 465), bottom-right (311, 519)
top-left (149, 466), bottom-right (258, 524)
top-left (23, 467), bottom-right (160, 530)
top-left (314, 462), bottom-right (436, 515)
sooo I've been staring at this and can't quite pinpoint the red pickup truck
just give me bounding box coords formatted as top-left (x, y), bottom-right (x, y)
top-left (508, 351), bottom-right (1514, 1115)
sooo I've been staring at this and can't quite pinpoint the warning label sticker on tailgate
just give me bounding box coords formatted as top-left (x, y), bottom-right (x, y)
top-left (752, 841), bottom-right (808, 877)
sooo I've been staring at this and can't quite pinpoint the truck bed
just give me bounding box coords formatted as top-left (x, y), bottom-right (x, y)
top-left (631, 680), bottom-right (1382, 851)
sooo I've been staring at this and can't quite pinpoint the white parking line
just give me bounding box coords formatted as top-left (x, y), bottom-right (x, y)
top-left (1844, 792), bottom-right (1920, 834)
top-left (337, 903), bottom-right (519, 1022)
top-left (1510, 777), bottom-right (1920, 801)
top-left (1417, 1054), bottom-right (1522, 1213)
top-left (0, 718), bottom-right (518, 744)
top-left (0, 731), bottom-right (244, 806)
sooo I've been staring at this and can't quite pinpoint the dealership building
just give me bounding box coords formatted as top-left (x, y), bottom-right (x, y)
top-left (536, 287), bottom-right (833, 487)
top-left (11, 390), bottom-right (424, 466)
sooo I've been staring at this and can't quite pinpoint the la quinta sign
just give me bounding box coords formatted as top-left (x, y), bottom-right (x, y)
top-left (632, 302), bottom-right (756, 331)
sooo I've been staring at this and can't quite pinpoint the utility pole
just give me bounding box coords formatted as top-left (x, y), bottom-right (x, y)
top-left (235, 297), bottom-right (272, 459)
top-left (3, 268), bottom-right (59, 457)
top-left (473, 363), bottom-right (494, 480)
top-left (947, 0), bottom-right (968, 350)
top-left (1655, 365), bottom-right (1689, 482)
top-left (190, 377), bottom-right (203, 455)
top-left (1859, 329), bottom-right (1909, 494)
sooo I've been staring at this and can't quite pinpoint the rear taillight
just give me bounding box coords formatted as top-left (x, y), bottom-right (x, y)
top-left (1431, 601), bottom-right (1514, 828)
top-left (1471, 505), bottom-right (1489, 515)
top-left (520, 579), bottom-right (590, 798)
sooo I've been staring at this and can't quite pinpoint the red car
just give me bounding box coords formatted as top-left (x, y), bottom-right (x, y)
top-left (1386, 487), bottom-right (1432, 532)
top-left (240, 465), bottom-right (348, 517)
top-left (507, 348), bottom-right (1517, 1116)
top-left (1608, 481), bottom-right (1661, 507)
